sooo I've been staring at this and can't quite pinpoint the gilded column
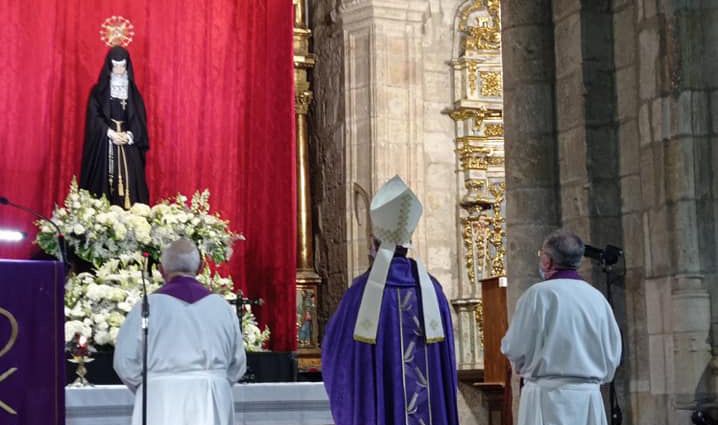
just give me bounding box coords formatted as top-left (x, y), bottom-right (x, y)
top-left (294, 0), bottom-right (322, 366)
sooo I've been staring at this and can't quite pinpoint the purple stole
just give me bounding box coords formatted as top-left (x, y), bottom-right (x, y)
top-left (155, 275), bottom-right (212, 303)
top-left (547, 269), bottom-right (583, 281)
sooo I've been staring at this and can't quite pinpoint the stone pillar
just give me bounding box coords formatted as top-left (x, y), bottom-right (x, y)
top-left (611, 2), bottom-right (651, 423)
top-left (501, 0), bottom-right (560, 308)
top-left (633, 1), bottom-right (717, 423)
top-left (309, 0), bottom-right (349, 331)
top-left (339, 0), bottom-right (430, 280)
top-left (501, 0), bottom-right (560, 413)
top-left (553, 0), bottom-right (627, 415)
top-left (663, 2), bottom-right (715, 414)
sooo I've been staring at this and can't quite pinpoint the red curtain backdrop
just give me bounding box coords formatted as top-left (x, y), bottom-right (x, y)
top-left (0, 0), bottom-right (297, 351)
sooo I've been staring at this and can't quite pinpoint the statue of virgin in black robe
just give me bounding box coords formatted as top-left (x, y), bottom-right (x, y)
top-left (80, 46), bottom-right (149, 208)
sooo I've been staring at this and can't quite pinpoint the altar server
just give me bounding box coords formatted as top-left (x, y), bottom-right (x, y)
top-left (502, 229), bottom-right (622, 425)
top-left (322, 175), bottom-right (459, 425)
top-left (114, 238), bottom-right (245, 425)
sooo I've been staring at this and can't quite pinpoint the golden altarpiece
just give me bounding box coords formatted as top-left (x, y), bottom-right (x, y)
top-left (447, 1), bottom-right (510, 423)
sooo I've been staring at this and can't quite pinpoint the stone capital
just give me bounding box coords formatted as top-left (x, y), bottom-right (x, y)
top-left (339, 0), bottom-right (428, 28)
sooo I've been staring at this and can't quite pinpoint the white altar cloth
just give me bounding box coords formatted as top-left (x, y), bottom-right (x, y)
top-left (66, 382), bottom-right (333, 425)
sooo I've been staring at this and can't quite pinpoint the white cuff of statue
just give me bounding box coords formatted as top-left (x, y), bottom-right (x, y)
top-left (106, 128), bottom-right (134, 145)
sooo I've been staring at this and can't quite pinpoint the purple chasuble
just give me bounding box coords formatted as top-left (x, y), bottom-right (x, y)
top-left (547, 269), bottom-right (583, 281)
top-left (321, 256), bottom-right (460, 425)
top-left (155, 275), bottom-right (212, 304)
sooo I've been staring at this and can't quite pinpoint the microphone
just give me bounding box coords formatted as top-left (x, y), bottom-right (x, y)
top-left (233, 289), bottom-right (264, 307)
top-left (584, 244), bottom-right (623, 267)
top-left (0, 196), bottom-right (68, 268)
top-left (231, 290), bottom-right (263, 334)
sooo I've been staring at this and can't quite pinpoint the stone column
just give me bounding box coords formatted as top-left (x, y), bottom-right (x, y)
top-left (501, 0), bottom-right (560, 308)
top-left (309, 0), bottom-right (349, 334)
top-left (501, 0), bottom-right (560, 414)
top-left (634, 2), bottom-right (717, 422)
top-left (664, 2), bottom-right (715, 414)
top-left (339, 0), bottom-right (430, 280)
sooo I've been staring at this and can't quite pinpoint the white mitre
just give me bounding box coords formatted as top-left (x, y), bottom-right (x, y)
top-left (353, 175), bottom-right (445, 344)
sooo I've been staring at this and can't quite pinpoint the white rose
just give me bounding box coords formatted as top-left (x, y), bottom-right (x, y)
top-left (69, 305), bottom-right (84, 318)
top-left (130, 203), bottom-right (151, 217)
top-left (113, 223), bottom-right (127, 240)
top-left (111, 288), bottom-right (127, 302)
top-left (95, 320), bottom-right (109, 331)
top-left (96, 213), bottom-right (109, 225)
top-left (109, 327), bottom-right (120, 344)
top-left (108, 312), bottom-right (124, 327)
top-left (81, 208), bottom-right (96, 221)
top-left (73, 224), bottom-right (86, 235)
top-left (85, 284), bottom-right (102, 300)
top-left (94, 330), bottom-right (111, 345)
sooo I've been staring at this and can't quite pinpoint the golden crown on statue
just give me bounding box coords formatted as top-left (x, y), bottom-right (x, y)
top-left (99, 16), bottom-right (135, 47)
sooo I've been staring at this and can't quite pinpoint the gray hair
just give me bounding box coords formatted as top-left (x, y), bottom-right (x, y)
top-left (542, 229), bottom-right (585, 270)
top-left (160, 238), bottom-right (201, 275)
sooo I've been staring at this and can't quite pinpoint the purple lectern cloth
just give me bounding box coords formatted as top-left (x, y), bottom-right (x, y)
top-left (155, 275), bottom-right (212, 304)
top-left (321, 256), bottom-right (460, 425)
top-left (0, 260), bottom-right (65, 425)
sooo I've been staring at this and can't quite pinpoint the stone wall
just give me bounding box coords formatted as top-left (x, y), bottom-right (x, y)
top-left (503, 1), bottom-right (718, 424)
top-left (310, 1), bottom-right (718, 424)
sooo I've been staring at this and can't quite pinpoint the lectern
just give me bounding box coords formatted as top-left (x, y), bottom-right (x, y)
top-left (475, 276), bottom-right (512, 425)
top-left (0, 260), bottom-right (65, 425)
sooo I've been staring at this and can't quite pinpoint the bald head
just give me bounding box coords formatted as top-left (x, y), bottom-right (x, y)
top-left (160, 238), bottom-right (201, 277)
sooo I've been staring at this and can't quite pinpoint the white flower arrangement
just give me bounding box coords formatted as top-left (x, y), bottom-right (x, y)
top-left (241, 304), bottom-right (271, 352)
top-left (196, 269), bottom-right (270, 352)
top-left (40, 178), bottom-right (269, 351)
top-left (37, 178), bottom-right (240, 267)
top-left (64, 259), bottom-right (163, 346)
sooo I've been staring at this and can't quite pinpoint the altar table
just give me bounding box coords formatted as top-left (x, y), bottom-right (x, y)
top-left (66, 382), bottom-right (333, 425)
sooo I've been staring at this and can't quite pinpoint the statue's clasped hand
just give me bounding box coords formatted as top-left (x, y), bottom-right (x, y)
top-left (109, 129), bottom-right (130, 145)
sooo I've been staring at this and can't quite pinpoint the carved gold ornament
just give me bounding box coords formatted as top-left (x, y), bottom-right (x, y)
top-left (484, 123), bottom-right (503, 137)
top-left (480, 72), bottom-right (502, 97)
top-left (474, 300), bottom-right (484, 346)
top-left (459, 0), bottom-right (501, 52)
top-left (100, 16), bottom-right (135, 47)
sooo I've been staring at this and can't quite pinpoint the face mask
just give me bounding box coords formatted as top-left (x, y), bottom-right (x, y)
top-left (538, 264), bottom-right (546, 280)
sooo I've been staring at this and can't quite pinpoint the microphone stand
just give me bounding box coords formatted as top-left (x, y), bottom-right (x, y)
top-left (0, 196), bottom-right (68, 272)
top-left (140, 254), bottom-right (150, 425)
top-left (231, 289), bottom-right (264, 334)
top-left (600, 257), bottom-right (622, 425)
top-left (232, 289), bottom-right (263, 383)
